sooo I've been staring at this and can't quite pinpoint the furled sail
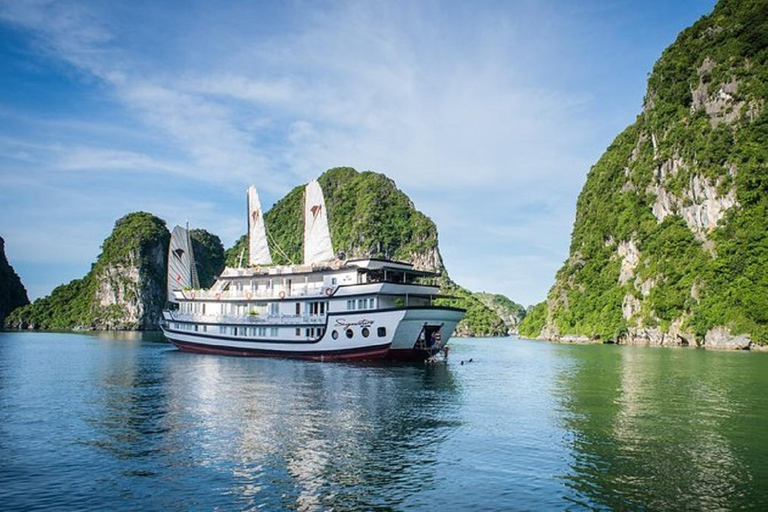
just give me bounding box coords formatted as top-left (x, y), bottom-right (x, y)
top-left (247, 185), bottom-right (272, 266)
top-left (167, 225), bottom-right (198, 302)
top-left (303, 179), bottom-right (334, 265)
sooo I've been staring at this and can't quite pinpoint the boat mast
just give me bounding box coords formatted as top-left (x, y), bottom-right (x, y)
top-left (186, 221), bottom-right (200, 289)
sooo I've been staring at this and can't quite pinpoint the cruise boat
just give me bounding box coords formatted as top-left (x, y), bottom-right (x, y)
top-left (160, 180), bottom-right (465, 361)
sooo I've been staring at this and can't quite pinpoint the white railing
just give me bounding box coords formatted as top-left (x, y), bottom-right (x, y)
top-left (181, 286), bottom-right (334, 301)
top-left (166, 311), bottom-right (326, 325)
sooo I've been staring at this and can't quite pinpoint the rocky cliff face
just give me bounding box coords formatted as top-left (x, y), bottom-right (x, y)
top-left (0, 236), bottom-right (29, 326)
top-left (520, 0), bottom-right (768, 349)
top-left (475, 293), bottom-right (527, 334)
top-left (90, 215), bottom-right (169, 330)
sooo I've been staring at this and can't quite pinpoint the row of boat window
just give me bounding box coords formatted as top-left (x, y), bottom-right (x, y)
top-left (172, 323), bottom-right (279, 337)
top-left (330, 326), bottom-right (386, 340)
top-left (172, 322), bottom-right (385, 340)
top-left (347, 298), bottom-right (375, 310)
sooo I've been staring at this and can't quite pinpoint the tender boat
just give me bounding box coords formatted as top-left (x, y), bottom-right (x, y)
top-left (160, 180), bottom-right (465, 361)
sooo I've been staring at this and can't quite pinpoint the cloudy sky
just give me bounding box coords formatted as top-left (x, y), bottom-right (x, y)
top-left (0, 0), bottom-right (716, 306)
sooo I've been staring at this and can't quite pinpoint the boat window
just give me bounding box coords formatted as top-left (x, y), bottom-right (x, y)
top-left (362, 327), bottom-right (370, 338)
top-left (345, 329), bottom-right (353, 339)
top-left (377, 327), bottom-right (386, 337)
top-left (332, 330), bottom-right (338, 340)
top-left (295, 328), bottom-right (301, 336)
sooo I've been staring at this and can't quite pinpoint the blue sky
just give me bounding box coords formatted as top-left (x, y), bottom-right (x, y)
top-left (0, 0), bottom-right (717, 306)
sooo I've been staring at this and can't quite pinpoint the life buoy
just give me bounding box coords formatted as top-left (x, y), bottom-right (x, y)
top-left (190, 291), bottom-right (196, 299)
top-left (325, 287), bottom-right (334, 296)
top-left (246, 292), bottom-right (252, 300)
top-left (215, 293), bottom-right (221, 300)
top-left (279, 291), bottom-right (286, 299)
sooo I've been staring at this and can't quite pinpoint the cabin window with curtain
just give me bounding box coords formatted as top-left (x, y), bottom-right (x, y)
top-left (307, 301), bottom-right (327, 315)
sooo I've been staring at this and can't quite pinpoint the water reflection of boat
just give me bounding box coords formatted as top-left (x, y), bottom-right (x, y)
top-left (161, 180), bottom-right (464, 361)
top-left (163, 354), bottom-right (460, 509)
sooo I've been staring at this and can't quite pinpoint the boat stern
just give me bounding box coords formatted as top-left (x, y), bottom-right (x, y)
top-left (386, 307), bottom-right (465, 360)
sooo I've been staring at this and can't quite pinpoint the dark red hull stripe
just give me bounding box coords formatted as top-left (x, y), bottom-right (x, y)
top-left (161, 327), bottom-right (323, 345)
top-left (166, 336), bottom-right (396, 361)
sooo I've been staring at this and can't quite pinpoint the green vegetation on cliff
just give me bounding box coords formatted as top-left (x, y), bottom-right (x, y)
top-left (227, 167), bottom-right (440, 267)
top-left (190, 229), bottom-right (225, 287)
top-left (475, 293), bottom-right (527, 333)
top-left (520, 0), bottom-right (768, 345)
top-left (436, 282), bottom-right (508, 337)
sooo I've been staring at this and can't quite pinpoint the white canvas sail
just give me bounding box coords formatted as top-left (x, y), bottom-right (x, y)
top-left (247, 185), bottom-right (272, 266)
top-left (303, 180), bottom-right (334, 265)
top-left (167, 225), bottom-right (197, 302)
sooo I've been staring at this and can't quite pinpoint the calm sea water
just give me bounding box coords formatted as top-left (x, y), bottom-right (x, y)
top-left (1, 332), bottom-right (767, 511)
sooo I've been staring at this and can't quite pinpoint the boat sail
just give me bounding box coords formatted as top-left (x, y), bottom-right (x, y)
top-left (247, 185), bottom-right (272, 266)
top-left (167, 225), bottom-right (199, 303)
top-left (303, 179), bottom-right (334, 265)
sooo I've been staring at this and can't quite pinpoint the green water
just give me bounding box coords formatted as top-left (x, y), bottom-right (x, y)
top-left (555, 343), bottom-right (768, 510)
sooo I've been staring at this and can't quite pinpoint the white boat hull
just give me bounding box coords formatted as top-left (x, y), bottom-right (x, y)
top-left (161, 306), bottom-right (464, 361)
